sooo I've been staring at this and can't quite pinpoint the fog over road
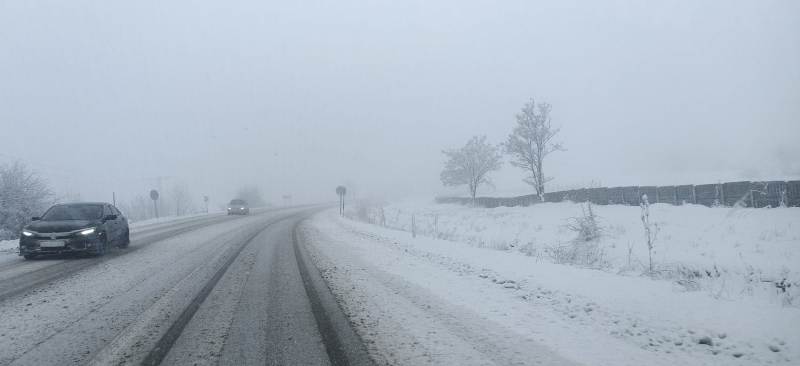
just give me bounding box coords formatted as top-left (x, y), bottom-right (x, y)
top-left (0, 207), bottom-right (369, 366)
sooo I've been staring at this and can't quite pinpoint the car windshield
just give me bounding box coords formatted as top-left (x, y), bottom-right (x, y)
top-left (229, 200), bottom-right (245, 205)
top-left (41, 205), bottom-right (104, 221)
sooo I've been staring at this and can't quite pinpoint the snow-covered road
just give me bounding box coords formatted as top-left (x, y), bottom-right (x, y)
top-left (0, 206), bottom-right (368, 366)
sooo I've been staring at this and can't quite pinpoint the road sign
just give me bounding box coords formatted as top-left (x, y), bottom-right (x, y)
top-left (150, 189), bottom-right (160, 219)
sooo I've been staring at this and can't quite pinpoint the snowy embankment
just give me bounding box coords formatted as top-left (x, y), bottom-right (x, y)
top-left (303, 202), bottom-right (800, 365)
top-left (367, 200), bottom-right (799, 305)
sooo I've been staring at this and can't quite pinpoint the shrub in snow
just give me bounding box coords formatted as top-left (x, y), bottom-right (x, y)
top-left (546, 204), bottom-right (606, 267)
top-left (566, 203), bottom-right (602, 242)
top-left (640, 194), bottom-right (659, 274)
top-left (345, 199), bottom-right (388, 225)
top-left (545, 242), bottom-right (604, 267)
top-left (0, 162), bottom-right (53, 240)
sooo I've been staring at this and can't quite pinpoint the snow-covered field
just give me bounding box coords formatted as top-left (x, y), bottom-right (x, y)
top-left (303, 201), bottom-right (800, 365)
top-left (357, 200), bottom-right (799, 306)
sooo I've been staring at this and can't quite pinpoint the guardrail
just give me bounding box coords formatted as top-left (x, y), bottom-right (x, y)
top-left (436, 180), bottom-right (800, 208)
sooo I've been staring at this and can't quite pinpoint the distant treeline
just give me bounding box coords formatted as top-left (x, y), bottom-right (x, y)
top-left (436, 180), bottom-right (800, 208)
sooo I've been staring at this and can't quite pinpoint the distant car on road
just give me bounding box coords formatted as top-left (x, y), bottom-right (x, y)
top-left (227, 199), bottom-right (250, 215)
top-left (19, 202), bottom-right (130, 260)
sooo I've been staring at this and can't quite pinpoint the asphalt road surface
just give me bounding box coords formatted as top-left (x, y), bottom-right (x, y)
top-left (0, 207), bottom-right (370, 366)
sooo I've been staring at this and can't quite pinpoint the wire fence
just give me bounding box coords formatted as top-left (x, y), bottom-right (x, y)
top-left (436, 180), bottom-right (800, 208)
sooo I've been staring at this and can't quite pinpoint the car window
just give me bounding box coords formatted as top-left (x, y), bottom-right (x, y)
top-left (41, 205), bottom-right (104, 221)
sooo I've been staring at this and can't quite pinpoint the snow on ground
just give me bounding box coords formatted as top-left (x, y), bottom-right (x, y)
top-left (0, 239), bottom-right (18, 254)
top-left (304, 205), bottom-right (800, 366)
top-left (359, 199), bottom-right (800, 306)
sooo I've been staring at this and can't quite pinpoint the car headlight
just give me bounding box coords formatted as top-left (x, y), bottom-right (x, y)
top-left (79, 228), bottom-right (96, 236)
top-left (22, 230), bottom-right (33, 237)
top-left (227, 207), bottom-right (232, 210)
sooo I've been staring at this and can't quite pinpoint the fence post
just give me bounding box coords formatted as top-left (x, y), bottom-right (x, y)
top-left (411, 214), bottom-right (416, 238)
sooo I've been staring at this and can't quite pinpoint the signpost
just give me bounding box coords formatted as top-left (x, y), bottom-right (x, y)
top-left (336, 186), bottom-right (347, 216)
top-left (150, 189), bottom-right (160, 219)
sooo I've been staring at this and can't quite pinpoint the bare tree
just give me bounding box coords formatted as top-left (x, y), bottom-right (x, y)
top-left (118, 195), bottom-right (154, 222)
top-left (505, 98), bottom-right (564, 200)
top-left (441, 135), bottom-right (502, 204)
top-left (236, 185), bottom-right (267, 207)
top-left (0, 162), bottom-right (53, 239)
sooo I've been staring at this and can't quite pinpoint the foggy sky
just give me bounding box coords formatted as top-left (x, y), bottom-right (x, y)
top-left (1, 0), bottom-right (799, 207)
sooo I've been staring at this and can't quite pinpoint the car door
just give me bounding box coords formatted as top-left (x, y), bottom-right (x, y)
top-left (112, 205), bottom-right (128, 236)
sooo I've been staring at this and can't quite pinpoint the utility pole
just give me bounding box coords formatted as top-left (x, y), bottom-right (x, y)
top-left (336, 186), bottom-right (347, 216)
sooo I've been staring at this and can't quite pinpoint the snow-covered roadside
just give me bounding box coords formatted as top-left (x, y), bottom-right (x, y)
top-left (0, 239), bottom-right (18, 254)
top-left (357, 200), bottom-right (799, 306)
top-left (303, 209), bottom-right (799, 366)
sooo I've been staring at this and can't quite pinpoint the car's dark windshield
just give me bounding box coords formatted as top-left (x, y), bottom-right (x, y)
top-left (229, 200), bottom-right (246, 205)
top-left (41, 205), bottom-right (104, 221)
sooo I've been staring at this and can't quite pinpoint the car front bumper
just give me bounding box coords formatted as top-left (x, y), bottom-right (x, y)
top-left (19, 235), bottom-right (103, 256)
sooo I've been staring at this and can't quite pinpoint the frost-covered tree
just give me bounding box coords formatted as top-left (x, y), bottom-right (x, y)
top-left (171, 183), bottom-right (194, 216)
top-left (236, 185), bottom-right (267, 207)
top-left (0, 162), bottom-right (53, 239)
top-left (440, 135), bottom-right (502, 203)
top-left (505, 98), bottom-right (564, 200)
top-left (118, 195), bottom-right (154, 222)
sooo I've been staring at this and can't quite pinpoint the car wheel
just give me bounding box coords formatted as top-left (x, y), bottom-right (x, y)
top-left (95, 235), bottom-right (108, 256)
top-left (118, 229), bottom-right (130, 248)
top-left (23, 254), bottom-right (37, 260)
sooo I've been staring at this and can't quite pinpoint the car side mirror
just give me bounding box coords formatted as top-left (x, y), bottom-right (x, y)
top-left (104, 214), bottom-right (118, 221)
top-left (31, 217), bottom-right (41, 221)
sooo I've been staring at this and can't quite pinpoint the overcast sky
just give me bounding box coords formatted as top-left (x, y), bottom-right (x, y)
top-left (1, 0), bottom-right (798, 206)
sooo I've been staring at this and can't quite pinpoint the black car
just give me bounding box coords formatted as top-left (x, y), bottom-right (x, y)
top-left (19, 202), bottom-right (130, 259)
top-left (227, 199), bottom-right (250, 215)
